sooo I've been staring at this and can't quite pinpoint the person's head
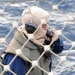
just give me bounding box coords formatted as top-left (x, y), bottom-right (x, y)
top-left (22, 6), bottom-right (49, 28)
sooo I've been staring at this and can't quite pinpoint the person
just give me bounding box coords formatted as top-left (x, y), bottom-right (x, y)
top-left (4, 6), bottom-right (63, 75)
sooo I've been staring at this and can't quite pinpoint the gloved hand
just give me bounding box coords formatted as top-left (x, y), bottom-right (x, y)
top-left (46, 29), bottom-right (54, 38)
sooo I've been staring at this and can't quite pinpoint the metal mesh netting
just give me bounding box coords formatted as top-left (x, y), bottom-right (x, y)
top-left (0, 0), bottom-right (75, 75)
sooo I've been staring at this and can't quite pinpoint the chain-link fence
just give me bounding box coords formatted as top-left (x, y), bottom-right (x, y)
top-left (0, 0), bottom-right (75, 75)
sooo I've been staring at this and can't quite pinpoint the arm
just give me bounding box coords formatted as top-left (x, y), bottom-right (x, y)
top-left (52, 38), bottom-right (64, 54)
top-left (45, 28), bottom-right (64, 54)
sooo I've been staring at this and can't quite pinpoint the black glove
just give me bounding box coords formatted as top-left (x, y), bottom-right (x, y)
top-left (46, 29), bottom-right (54, 38)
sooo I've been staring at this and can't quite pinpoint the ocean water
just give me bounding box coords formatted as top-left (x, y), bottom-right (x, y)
top-left (0, 0), bottom-right (75, 75)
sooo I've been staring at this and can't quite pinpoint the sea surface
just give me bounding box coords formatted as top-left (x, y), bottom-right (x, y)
top-left (0, 0), bottom-right (75, 75)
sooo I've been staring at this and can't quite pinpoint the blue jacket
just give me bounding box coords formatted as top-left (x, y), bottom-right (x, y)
top-left (52, 38), bottom-right (63, 54)
top-left (43, 38), bottom-right (63, 60)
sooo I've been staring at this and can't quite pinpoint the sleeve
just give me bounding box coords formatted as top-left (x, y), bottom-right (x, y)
top-left (4, 53), bottom-right (26, 75)
top-left (52, 38), bottom-right (64, 54)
